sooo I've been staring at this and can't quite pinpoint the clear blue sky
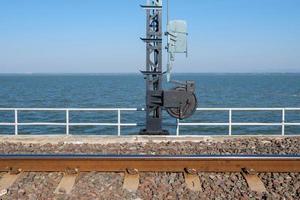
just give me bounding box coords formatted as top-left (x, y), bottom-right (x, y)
top-left (0, 0), bottom-right (299, 73)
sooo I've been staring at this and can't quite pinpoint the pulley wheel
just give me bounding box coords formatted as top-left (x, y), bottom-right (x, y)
top-left (166, 87), bottom-right (198, 119)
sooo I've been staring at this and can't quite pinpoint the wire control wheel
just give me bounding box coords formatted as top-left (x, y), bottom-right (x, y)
top-left (166, 87), bottom-right (198, 119)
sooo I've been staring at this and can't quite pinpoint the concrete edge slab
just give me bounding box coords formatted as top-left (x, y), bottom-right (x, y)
top-left (0, 135), bottom-right (298, 145)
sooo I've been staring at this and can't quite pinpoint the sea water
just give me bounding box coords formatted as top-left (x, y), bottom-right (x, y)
top-left (0, 73), bottom-right (299, 135)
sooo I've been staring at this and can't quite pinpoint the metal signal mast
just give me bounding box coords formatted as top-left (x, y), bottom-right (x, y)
top-left (140, 0), bottom-right (197, 135)
top-left (140, 0), bottom-right (165, 134)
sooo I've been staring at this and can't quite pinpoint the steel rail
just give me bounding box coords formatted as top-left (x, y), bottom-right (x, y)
top-left (0, 154), bottom-right (299, 173)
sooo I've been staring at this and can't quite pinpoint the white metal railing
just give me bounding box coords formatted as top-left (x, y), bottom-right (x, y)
top-left (0, 108), bottom-right (139, 136)
top-left (176, 108), bottom-right (300, 136)
top-left (0, 108), bottom-right (299, 136)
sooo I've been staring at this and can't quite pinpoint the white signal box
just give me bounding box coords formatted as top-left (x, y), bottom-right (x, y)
top-left (166, 20), bottom-right (188, 82)
top-left (167, 20), bottom-right (188, 57)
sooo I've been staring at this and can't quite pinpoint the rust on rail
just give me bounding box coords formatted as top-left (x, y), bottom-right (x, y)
top-left (0, 155), bottom-right (299, 173)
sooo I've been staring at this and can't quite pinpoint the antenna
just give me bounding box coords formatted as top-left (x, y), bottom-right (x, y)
top-left (167, 0), bottom-right (169, 24)
top-left (166, 0), bottom-right (171, 82)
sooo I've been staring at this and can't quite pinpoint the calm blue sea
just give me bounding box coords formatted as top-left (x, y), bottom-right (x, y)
top-left (0, 73), bottom-right (299, 135)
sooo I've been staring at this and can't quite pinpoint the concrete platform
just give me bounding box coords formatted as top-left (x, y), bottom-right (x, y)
top-left (0, 135), bottom-right (297, 145)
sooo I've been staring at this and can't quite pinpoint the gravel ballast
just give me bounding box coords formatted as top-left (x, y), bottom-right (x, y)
top-left (0, 136), bottom-right (299, 199)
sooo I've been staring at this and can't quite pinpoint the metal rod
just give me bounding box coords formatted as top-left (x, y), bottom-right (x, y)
top-left (167, 0), bottom-right (169, 25)
top-left (66, 109), bottom-right (69, 135)
top-left (282, 109), bottom-right (285, 136)
top-left (14, 109), bottom-right (18, 135)
top-left (229, 109), bottom-right (232, 136)
top-left (176, 119), bottom-right (180, 136)
top-left (118, 109), bottom-right (121, 136)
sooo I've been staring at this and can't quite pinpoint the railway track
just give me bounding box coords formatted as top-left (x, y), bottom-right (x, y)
top-left (0, 154), bottom-right (299, 172)
top-left (0, 154), bottom-right (299, 195)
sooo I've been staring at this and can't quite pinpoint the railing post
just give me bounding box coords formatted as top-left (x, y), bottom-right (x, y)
top-left (282, 109), bottom-right (285, 136)
top-left (118, 109), bottom-right (121, 136)
top-left (66, 109), bottom-right (69, 135)
top-left (176, 119), bottom-right (180, 136)
top-left (229, 109), bottom-right (232, 136)
top-left (14, 109), bottom-right (18, 135)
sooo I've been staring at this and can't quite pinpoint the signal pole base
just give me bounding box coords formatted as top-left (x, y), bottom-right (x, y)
top-left (139, 129), bottom-right (169, 136)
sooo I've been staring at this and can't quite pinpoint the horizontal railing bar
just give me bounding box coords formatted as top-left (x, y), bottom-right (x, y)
top-left (230, 108), bottom-right (285, 111)
top-left (195, 108), bottom-right (300, 111)
top-left (232, 123), bottom-right (283, 126)
top-left (0, 123), bottom-right (15, 126)
top-left (0, 108), bottom-right (138, 111)
top-left (17, 123), bottom-right (66, 126)
top-left (0, 108), bottom-right (299, 111)
top-left (1, 123), bottom-right (298, 126)
top-left (68, 108), bottom-right (138, 111)
top-left (178, 123), bottom-right (229, 126)
top-left (196, 108), bottom-right (287, 111)
top-left (285, 123), bottom-right (300, 126)
top-left (69, 123), bottom-right (137, 126)
top-left (0, 108), bottom-right (65, 111)
top-left (196, 108), bottom-right (232, 111)
top-left (284, 108), bottom-right (300, 111)
top-left (0, 123), bottom-right (137, 126)
top-left (178, 123), bottom-right (284, 126)
top-left (169, 135), bottom-right (287, 137)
